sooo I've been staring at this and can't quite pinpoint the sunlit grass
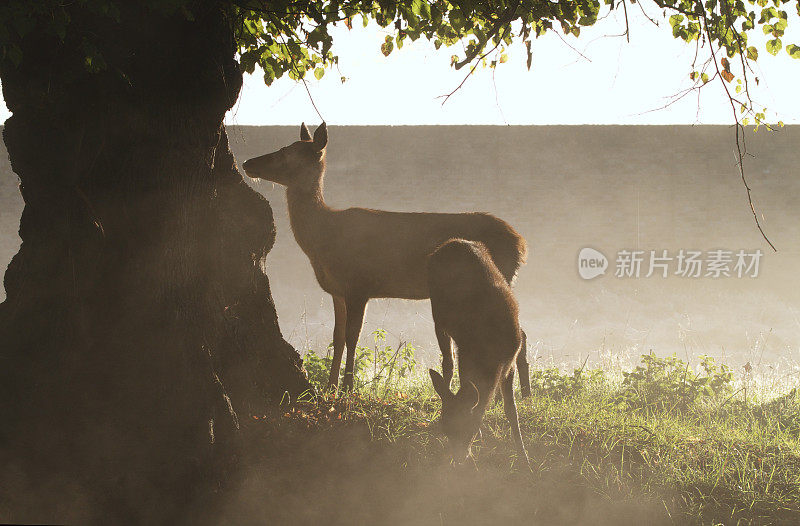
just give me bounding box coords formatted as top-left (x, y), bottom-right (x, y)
top-left (270, 340), bottom-right (800, 525)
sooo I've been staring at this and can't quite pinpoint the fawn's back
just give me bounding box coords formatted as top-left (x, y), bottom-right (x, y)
top-left (428, 239), bottom-right (522, 366)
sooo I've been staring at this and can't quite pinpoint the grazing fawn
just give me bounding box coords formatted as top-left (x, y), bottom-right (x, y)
top-left (428, 239), bottom-right (528, 464)
top-left (242, 123), bottom-right (530, 393)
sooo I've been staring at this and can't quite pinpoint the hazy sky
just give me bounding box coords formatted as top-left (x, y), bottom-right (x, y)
top-left (1, 9), bottom-right (798, 125)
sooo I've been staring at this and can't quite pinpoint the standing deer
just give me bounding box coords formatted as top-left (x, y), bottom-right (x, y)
top-left (242, 123), bottom-right (531, 393)
top-left (427, 238), bottom-right (528, 464)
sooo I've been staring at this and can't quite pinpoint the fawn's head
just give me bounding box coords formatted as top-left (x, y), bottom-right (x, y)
top-left (242, 123), bottom-right (328, 190)
top-left (429, 369), bottom-right (483, 464)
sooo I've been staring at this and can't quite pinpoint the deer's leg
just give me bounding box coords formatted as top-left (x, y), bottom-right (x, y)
top-left (435, 325), bottom-right (454, 388)
top-left (342, 296), bottom-right (368, 392)
top-left (502, 368), bottom-right (530, 466)
top-left (516, 331), bottom-right (531, 398)
top-left (327, 295), bottom-right (347, 392)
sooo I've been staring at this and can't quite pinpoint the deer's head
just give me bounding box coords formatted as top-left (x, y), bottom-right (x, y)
top-left (429, 369), bottom-right (483, 464)
top-left (242, 123), bottom-right (328, 190)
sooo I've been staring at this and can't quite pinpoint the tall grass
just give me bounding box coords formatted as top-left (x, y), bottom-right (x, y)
top-left (284, 335), bottom-right (800, 524)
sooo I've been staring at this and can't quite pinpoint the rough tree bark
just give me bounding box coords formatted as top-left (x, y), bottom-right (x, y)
top-left (0, 3), bottom-right (310, 523)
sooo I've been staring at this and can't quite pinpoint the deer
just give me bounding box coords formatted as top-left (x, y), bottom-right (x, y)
top-left (427, 238), bottom-right (529, 465)
top-left (242, 123), bottom-right (531, 394)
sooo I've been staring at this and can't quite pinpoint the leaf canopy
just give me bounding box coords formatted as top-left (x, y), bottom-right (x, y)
top-left (0, 0), bottom-right (797, 110)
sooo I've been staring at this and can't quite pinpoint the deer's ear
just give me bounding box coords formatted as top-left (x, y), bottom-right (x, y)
top-left (300, 122), bottom-right (311, 141)
top-left (313, 122), bottom-right (328, 151)
top-left (429, 369), bottom-right (452, 401)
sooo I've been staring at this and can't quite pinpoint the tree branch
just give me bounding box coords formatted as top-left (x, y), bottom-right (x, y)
top-left (699, 10), bottom-right (777, 251)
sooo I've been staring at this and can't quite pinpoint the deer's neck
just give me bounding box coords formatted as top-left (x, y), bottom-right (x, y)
top-left (286, 179), bottom-right (333, 256)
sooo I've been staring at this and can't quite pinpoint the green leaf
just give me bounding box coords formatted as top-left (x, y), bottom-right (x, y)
top-left (746, 45), bottom-right (759, 60)
top-left (787, 44), bottom-right (800, 58)
top-left (758, 6), bottom-right (777, 22)
top-left (766, 37), bottom-right (782, 55)
top-left (314, 67), bottom-right (324, 80)
top-left (450, 9), bottom-right (464, 32)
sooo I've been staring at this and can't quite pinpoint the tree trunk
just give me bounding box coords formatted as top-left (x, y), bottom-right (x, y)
top-left (0, 4), bottom-right (310, 523)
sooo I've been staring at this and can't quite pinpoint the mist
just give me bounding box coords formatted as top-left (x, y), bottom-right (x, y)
top-left (4, 125), bottom-right (798, 366)
top-left (3, 125), bottom-right (799, 523)
top-left (223, 125), bottom-right (798, 369)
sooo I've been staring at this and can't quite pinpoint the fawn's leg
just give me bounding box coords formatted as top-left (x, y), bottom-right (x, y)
top-left (327, 295), bottom-right (347, 391)
top-left (435, 325), bottom-right (454, 388)
top-left (341, 296), bottom-right (368, 392)
top-left (517, 331), bottom-right (531, 398)
top-left (502, 368), bottom-right (530, 466)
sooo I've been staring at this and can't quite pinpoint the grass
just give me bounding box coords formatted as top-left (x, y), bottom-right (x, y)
top-left (221, 335), bottom-right (800, 526)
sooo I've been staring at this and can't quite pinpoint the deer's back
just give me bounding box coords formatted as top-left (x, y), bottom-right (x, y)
top-left (300, 207), bottom-right (526, 299)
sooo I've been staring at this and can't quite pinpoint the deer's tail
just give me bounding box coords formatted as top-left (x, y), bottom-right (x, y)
top-left (485, 220), bottom-right (528, 285)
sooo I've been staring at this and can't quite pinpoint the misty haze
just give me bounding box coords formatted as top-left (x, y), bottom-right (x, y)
top-left (4, 121), bottom-right (800, 524)
top-left (7, 125), bottom-right (792, 367)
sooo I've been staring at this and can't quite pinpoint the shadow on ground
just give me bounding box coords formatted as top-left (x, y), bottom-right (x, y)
top-left (206, 421), bottom-right (674, 526)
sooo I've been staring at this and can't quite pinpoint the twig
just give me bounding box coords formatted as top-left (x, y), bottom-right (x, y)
top-left (437, 1), bottom-right (520, 105)
top-left (302, 78), bottom-right (325, 122)
top-left (700, 12), bottom-right (777, 251)
top-left (492, 63), bottom-right (509, 125)
top-left (437, 39), bottom-right (504, 106)
top-left (452, 3), bottom-right (519, 70)
top-left (553, 29), bottom-right (593, 62)
top-left (637, 0), bottom-right (659, 27)
top-left (275, 31), bottom-right (326, 123)
top-left (634, 71), bottom-right (715, 117)
top-left (620, 0), bottom-right (630, 42)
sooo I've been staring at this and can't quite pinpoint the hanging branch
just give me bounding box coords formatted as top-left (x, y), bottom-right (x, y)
top-left (699, 7), bottom-right (777, 251)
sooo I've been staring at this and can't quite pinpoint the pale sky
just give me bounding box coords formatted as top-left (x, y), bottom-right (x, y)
top-left (2, 9), bottom-right (799, 125)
